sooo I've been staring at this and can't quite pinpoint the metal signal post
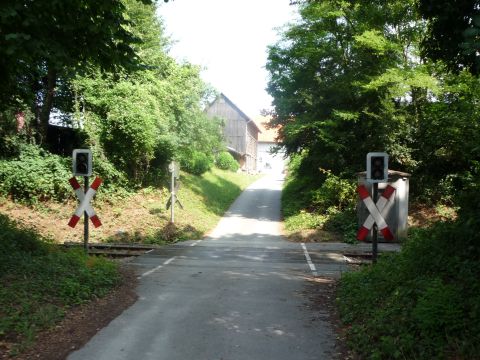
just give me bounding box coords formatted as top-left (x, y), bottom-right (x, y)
top-left (166, 161), bottom-right (182, 223)
top-left (84, 176), bottom-right (89, 254)
top-left (69, 149), bottom-right (102, 255)
top-left (372, 182), bottom-right (378, 263)
top-left (365, 152), bottom-right (390, 264)
top-left (170, 167), bottom-right (175, 223)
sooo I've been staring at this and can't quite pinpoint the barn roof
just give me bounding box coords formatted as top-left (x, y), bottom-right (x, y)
top-left (216, 93), bottom-right (261, 133)
top-left (253, 115), bottom-right (280, 143)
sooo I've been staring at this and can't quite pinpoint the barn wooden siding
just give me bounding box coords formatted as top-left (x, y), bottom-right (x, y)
top-left (205, 93), bottom-right (260, 173)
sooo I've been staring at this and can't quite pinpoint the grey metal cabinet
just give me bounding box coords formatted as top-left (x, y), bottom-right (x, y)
top-left (357, 170), bottom-right (411, 242)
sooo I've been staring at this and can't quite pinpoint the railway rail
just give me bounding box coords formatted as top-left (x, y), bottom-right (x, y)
top-left (63, 242), bottom-right (161, 257)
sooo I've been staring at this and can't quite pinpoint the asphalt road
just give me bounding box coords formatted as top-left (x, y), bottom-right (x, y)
top-left (68, 174), bottom-right (349, 360)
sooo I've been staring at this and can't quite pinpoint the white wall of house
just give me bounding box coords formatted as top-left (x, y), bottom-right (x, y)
top-left (257, 142), bottom-right (287, 174)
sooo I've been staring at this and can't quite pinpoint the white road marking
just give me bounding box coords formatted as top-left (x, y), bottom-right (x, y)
top-left (163, 257), bottom-right (176, 265)
top-left (138, 256), bottom-right (177, 279)
top-left (190, 240), bottom-right (202, 247)
top-left (301, 243), bottom-right (318, 276)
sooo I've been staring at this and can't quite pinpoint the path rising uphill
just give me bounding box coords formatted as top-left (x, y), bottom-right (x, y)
top-left (68, 174), bottom-right (346, 360)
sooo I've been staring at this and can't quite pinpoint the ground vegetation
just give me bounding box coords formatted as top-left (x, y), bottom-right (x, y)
top-left (267, 0), bottom-right (480, 357)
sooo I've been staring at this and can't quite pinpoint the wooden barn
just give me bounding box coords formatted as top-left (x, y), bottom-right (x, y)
top-left (206, 93), bottom-right (260, 173)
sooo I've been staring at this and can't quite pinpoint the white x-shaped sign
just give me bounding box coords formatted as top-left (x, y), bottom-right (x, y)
top-left (68, 177), bottom-right (102, 228)
top-left (357, 185), bottom-right (395, 241)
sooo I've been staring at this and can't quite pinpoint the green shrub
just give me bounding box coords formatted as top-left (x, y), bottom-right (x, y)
top-left (282, 159), bottom-right (358, 241)
top-left (181, 151), bottom-right (212, 175)
top-left (216, 151), bottom-right (239, 172)
top-left (323, 207), bottom-right (358, 243)
top-left (0, 141), bottom-right (132, 203)
top-left (0, 143), bottom-right (72, 203)
top-left (337, 219), bottom-right (480, 359)
top-left (311, 169), bottom-right (357, 212)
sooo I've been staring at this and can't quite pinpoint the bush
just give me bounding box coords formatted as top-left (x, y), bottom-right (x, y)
top-left (216, 151), bottom-right (239, 172)
top-left (0, 141), bottom-right (134, 203)
top-left (0, 143), bottom-right (72, 203)
top-left (281, 159), bottom-right (358, 242)
top-left (181, 151), bottom-right (212, 176)
top-left (311, 169), bottom-right (357, 212)
top-left (323, 207), bottom-right (358, 243)
top-left (337, 219), bottom-right (480, 359)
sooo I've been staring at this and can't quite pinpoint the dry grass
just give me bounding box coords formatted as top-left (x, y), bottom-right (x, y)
top-left (0, 168), bottom-right (260, 245)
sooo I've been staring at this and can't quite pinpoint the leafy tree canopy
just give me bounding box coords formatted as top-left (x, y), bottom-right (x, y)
top-left (0, 0), bottom-right (154, 142)
top-left (267, 0), bottom-right (480, 205)
top-left (418, 0), bottom-right (480, 74)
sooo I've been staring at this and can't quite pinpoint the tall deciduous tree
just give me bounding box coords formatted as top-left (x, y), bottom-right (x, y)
top-left (268, 0), bottom-right (480, 205)
top-left (74, 0), bottom-right (223, 183)
top-left (0, 0), bottom-right (152, 144)
top-left (418, 0), bottom-right (480, 74)
top-left (267, 0), bottom-right (430, 179)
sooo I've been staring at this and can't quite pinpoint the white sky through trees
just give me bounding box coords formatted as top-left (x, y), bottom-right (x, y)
top-left (157, 0), bottom-right (298, 118)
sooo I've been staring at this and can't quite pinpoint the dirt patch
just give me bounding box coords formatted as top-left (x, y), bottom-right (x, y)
top-left (4, 265), bottom-right (138, 360)
top-left (303, 276), bottom-right (357, 360)
top-left (408, 203), bottom-right (457, 228)
top-left (286, 228), bottom-right (343, 243)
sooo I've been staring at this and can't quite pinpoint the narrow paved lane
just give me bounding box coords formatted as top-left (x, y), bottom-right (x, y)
top-left (69, 175), bottom-right (347, 360)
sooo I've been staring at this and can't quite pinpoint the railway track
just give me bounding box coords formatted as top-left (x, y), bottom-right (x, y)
top-left (63, 242), bottom-right (162, 257)
top-left (343, 252), bottom-right (383, 264)
top-left (64, 242), bottom-right (378, 263)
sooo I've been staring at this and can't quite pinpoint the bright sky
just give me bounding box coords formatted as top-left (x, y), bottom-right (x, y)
top-left (157, 0), bottom-right (298, 118)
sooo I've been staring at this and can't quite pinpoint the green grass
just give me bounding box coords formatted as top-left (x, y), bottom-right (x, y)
top-left (284, 210), bottom-right (326, 231)
top-left (160, 168), bottom-right (261, 241)
top-left (101, 168), bottom-right (262, 245)
top-left (0, 214), bottom-right (120, 355)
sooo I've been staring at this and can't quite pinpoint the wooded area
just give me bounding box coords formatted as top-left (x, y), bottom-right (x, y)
top-left (267, 0), bottom-right (479, 204)
top-left (267, 1), bottom-right (480, 358)
top-left (0, 0), bottom-right (224, 202)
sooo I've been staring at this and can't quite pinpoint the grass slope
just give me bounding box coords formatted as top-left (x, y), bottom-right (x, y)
top-left (0, 168), bottom-right (261, 244)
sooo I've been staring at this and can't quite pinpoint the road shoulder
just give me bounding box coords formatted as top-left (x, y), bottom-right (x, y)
top-left (6, 265), bottom-right (138, 360)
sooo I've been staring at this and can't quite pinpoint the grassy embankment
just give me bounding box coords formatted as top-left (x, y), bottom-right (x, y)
top-left (0, 214), bottom-right (119, 356)
top-left (0, 168), bottom-right (260, 244)
top-left (281, 167), bottom-right (358, 243)
top-left (337, 220), bottom-right (480, 359)
top-left (0, 168), bottom-right (260, 356)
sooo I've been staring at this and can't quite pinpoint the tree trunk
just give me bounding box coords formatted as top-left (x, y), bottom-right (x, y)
top-left (38, 66), bottom-right (57, 145)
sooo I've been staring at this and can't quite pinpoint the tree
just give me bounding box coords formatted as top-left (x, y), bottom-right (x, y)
top-left (74, 0), bottom-right (223, 183)
top-left (0, 0), bottom-right (152, 144)
top-left (266, 0), bottom-right (429, 180)
top-left (418, 0), bottom-right (480, 75)
top-left (418, 0), bottom-right (480, 216)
